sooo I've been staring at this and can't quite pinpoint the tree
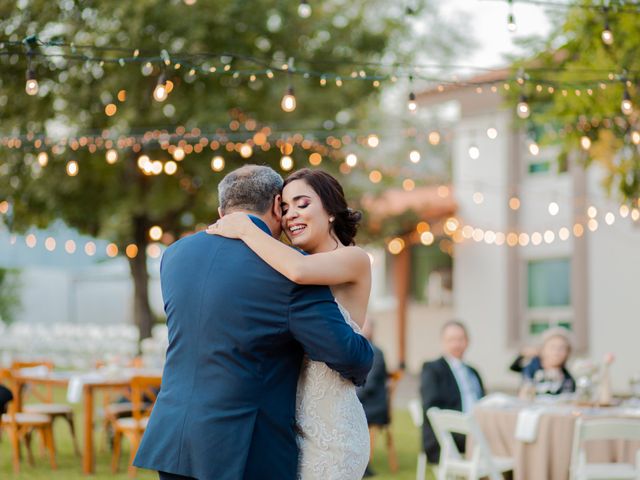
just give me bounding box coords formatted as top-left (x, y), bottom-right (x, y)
top-left (0, 0), bottom-right (469, 338)
top-left (511, 1), bottom-right (640, 205)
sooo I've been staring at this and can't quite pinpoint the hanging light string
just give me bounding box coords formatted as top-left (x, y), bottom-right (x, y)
top-left (2, 36), bottom-right (640, 87)
top-left (483, 0), bottom-right (640, 13)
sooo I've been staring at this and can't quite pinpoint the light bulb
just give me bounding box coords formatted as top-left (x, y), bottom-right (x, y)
top-left (517, 95), bottom-right (530, 119)
top-left (25, 70), bottom-right (38, 96)
top-left (409, 150), bottom-right (421, 163)
top-left (280, 155), bottom-right (294, 171)
top-left (580, 136), bottom-right (592, 150)
top-left (601, 27), bottom-right (614, 45)
top-left (621, 90), bottom-right (633, 115)
top-left (153, 75), bottom-right (168, 102)
top-left (298, 0), bottom-right (312, 18)
top-left (345, 153), bottom-right (358, 167)
top-left (631, 130), bottom-right (640, 145)
top-left (507, 13), bottom-right (517, 32)
top-left (528, 142), bottom-right (540, 156)
top-left (407, 92), bottom-right (417, 112)
top-left (105, 149), bottom-right (118, 164)
top-left (281, 86), bottom-right (296, 112)
top-left (211, 156), bottom-right (225, 172)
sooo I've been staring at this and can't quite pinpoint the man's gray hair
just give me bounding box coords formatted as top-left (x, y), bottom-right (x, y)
top-left (218, 165), bottom-right (284, 214)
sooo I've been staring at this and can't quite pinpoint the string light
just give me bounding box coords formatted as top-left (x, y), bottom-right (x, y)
top-left (281, 86), bottom-right (297, 112)
top-left (164, 161), bottom-right (178, 175)
top-left (486, 127), bottom-right (498, 139)
top-left (468, 145), bottom-right (480, 160)
top-left (517, 94), bottom-right (530, 119)
top-left (280, 155), bottom-right (294, 171)
top-left (37, 151), bottom-right (48, 167)
top-left (621, 87), bottom-right (633, 115)
top-left (211, 155), bottom-right (225, 172)
top-left (507, 0), bottom-right (517, 32)
top-left (548, 201), bottom-right (559, 216)
top-left (25, 69), bottom-right (38, 96)
top-left (407, 91), bottom-right (417, 112)
top-left (149, 226), bottom-right (163, 241)
top-left (345, 153), bottom-right (358, 167)
top-left (153, 74), bottom-right (168, 102)
top-left (66, 160), bottom-right (79, 176)
top-left (105, 149), bottom-right (118, 164)
top-left (580, 136), bottom-right (592, 150)
top-left (601, 7), bottom-right (614, 46)
top-left (298, 0), bottom-right (312, 18)
top-left (409, 149), bottom-right (421, 163)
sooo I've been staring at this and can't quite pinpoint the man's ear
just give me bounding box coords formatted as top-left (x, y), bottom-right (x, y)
top-left (272, 194), bottom-right (282, 222)
top-left (218, 207), bottom-right (224, 218)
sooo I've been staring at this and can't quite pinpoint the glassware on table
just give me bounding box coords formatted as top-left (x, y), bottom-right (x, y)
top-left (575, 375), bottom-right (594, 404)
top-left (629, 373), bottom-right (640, 400)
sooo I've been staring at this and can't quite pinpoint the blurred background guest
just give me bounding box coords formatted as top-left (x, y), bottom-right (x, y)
top-left (0, 383), bottom-right (12, 414)
top-left (356, 320), bottom-right (389, 477)
top-left (420, 320), bottom-right (485, 464)
top-left (520, 327), bottom-right (575, 396)
top-left (509, 345), bottom-right (540, 373)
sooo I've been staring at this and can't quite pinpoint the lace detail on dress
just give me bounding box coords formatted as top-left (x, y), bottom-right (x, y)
top-left (295, 301), bottom-right (370, 480)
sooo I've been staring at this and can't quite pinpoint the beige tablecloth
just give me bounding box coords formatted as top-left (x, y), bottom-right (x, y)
top-left (473, 405), bottom-right (640, 480)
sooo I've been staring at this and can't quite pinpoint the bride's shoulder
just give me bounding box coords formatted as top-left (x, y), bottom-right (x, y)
top-left (339, 246), bottom-right (370, 268)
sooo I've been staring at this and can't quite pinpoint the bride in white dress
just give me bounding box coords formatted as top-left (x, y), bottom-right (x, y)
top-left (208, 168), bottom-right (371, 479)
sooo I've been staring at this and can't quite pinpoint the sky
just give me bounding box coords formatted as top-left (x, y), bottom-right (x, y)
top-left (440, 0), bottom-right (554, 70)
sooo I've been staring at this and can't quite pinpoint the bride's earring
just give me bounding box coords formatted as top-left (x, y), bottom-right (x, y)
top-left (329, 217), bottom-right (335, 223)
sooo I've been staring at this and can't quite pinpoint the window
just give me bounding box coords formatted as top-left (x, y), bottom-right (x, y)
top-left (525, 258), bottom-right (572, 336)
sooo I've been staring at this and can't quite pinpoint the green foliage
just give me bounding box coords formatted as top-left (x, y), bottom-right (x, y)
top-left (0, 0), bottom-right (469, 335)
top-left (0, 268), bottom-right (21, 324)
top-left (510, 0), bottom-right (640, 203)
top-left (0, 0), bottom-right (466, 242)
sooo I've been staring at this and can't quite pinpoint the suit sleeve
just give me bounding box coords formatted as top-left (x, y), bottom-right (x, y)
top-left (356, 348), bottom-right (386, 399)
top-left (288, 284), bottom-right (373, 386)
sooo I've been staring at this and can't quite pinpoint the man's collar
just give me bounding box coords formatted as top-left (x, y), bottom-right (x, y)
top-left (247, 214), bottom-right (272, 236)
top-left (444, 355), bottom-right (464, 368)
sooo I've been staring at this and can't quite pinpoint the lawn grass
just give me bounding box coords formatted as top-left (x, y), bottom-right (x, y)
top-left (1, 401), bottom-right (434, 479)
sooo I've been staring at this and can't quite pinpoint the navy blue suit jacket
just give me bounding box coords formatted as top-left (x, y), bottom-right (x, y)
top-left (134, 217), bottom-right (373, 480)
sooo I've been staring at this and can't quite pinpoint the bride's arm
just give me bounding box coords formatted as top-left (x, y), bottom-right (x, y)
top-left (207, 212), bottom-right (370, 285)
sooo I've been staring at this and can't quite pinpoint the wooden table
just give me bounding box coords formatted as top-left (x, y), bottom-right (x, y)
top-left (14, 369), bottom-right (161, 475)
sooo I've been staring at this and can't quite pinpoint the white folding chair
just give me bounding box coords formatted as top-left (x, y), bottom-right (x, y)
top-left (570, 418), bottom-right (640, 480)
top-left (408, 399), bottom-right (428, 480)
top-left (426, 407), bottom-right (513, 480)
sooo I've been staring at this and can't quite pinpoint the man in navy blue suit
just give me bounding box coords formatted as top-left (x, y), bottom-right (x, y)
top-left (134, 165), bottom-right (373, 480)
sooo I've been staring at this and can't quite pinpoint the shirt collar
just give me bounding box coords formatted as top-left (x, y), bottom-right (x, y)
top-left (247, 214), bottom-right (272, 236)
top-left (444, 355), bottom-right (465, 369)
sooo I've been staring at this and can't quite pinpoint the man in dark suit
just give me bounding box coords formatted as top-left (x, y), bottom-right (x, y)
top-left (134, 165), bottom-right (373, 480)
top-left (420, 320), bottom-right (485, 464)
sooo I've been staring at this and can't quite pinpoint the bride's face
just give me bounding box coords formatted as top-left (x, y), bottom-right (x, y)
top-left (281, 179), bottom-right (333, 253)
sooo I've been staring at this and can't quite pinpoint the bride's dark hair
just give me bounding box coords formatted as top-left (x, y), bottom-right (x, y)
top-left (283, 168), bottom-right (362, 246)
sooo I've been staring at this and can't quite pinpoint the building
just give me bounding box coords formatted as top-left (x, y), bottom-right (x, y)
top-left (370, 70), bottom-right (640, 393)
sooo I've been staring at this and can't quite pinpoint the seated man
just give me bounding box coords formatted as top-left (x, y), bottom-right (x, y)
top-left (0, 384), bottom-right (13, 414)
top-left (420, 320), bottom-right (485, 464)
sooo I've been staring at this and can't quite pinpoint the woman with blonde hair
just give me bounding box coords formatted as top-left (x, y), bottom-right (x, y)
top-left (522, 327), bottom-right (575, 395)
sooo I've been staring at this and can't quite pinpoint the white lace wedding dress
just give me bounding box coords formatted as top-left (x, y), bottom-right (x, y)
top-left (295, 302), bottom-right (370, 480)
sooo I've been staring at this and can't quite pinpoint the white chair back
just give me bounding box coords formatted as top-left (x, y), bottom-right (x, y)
top-left (570, 418), bottom-right (640, 480)
top-left (427, 407), bottom-right (505, 480)
top-left (408, 399), bottom-right (424, 427)
top-left (407, 399), bottom-right (427, 480)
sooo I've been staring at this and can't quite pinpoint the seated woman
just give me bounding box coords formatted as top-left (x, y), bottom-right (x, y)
top-left (521, 327), bottom-right (575, 395)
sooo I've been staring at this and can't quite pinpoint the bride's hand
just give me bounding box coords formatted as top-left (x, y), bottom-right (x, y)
top-left (206, 212), bottom-right (253, 239)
